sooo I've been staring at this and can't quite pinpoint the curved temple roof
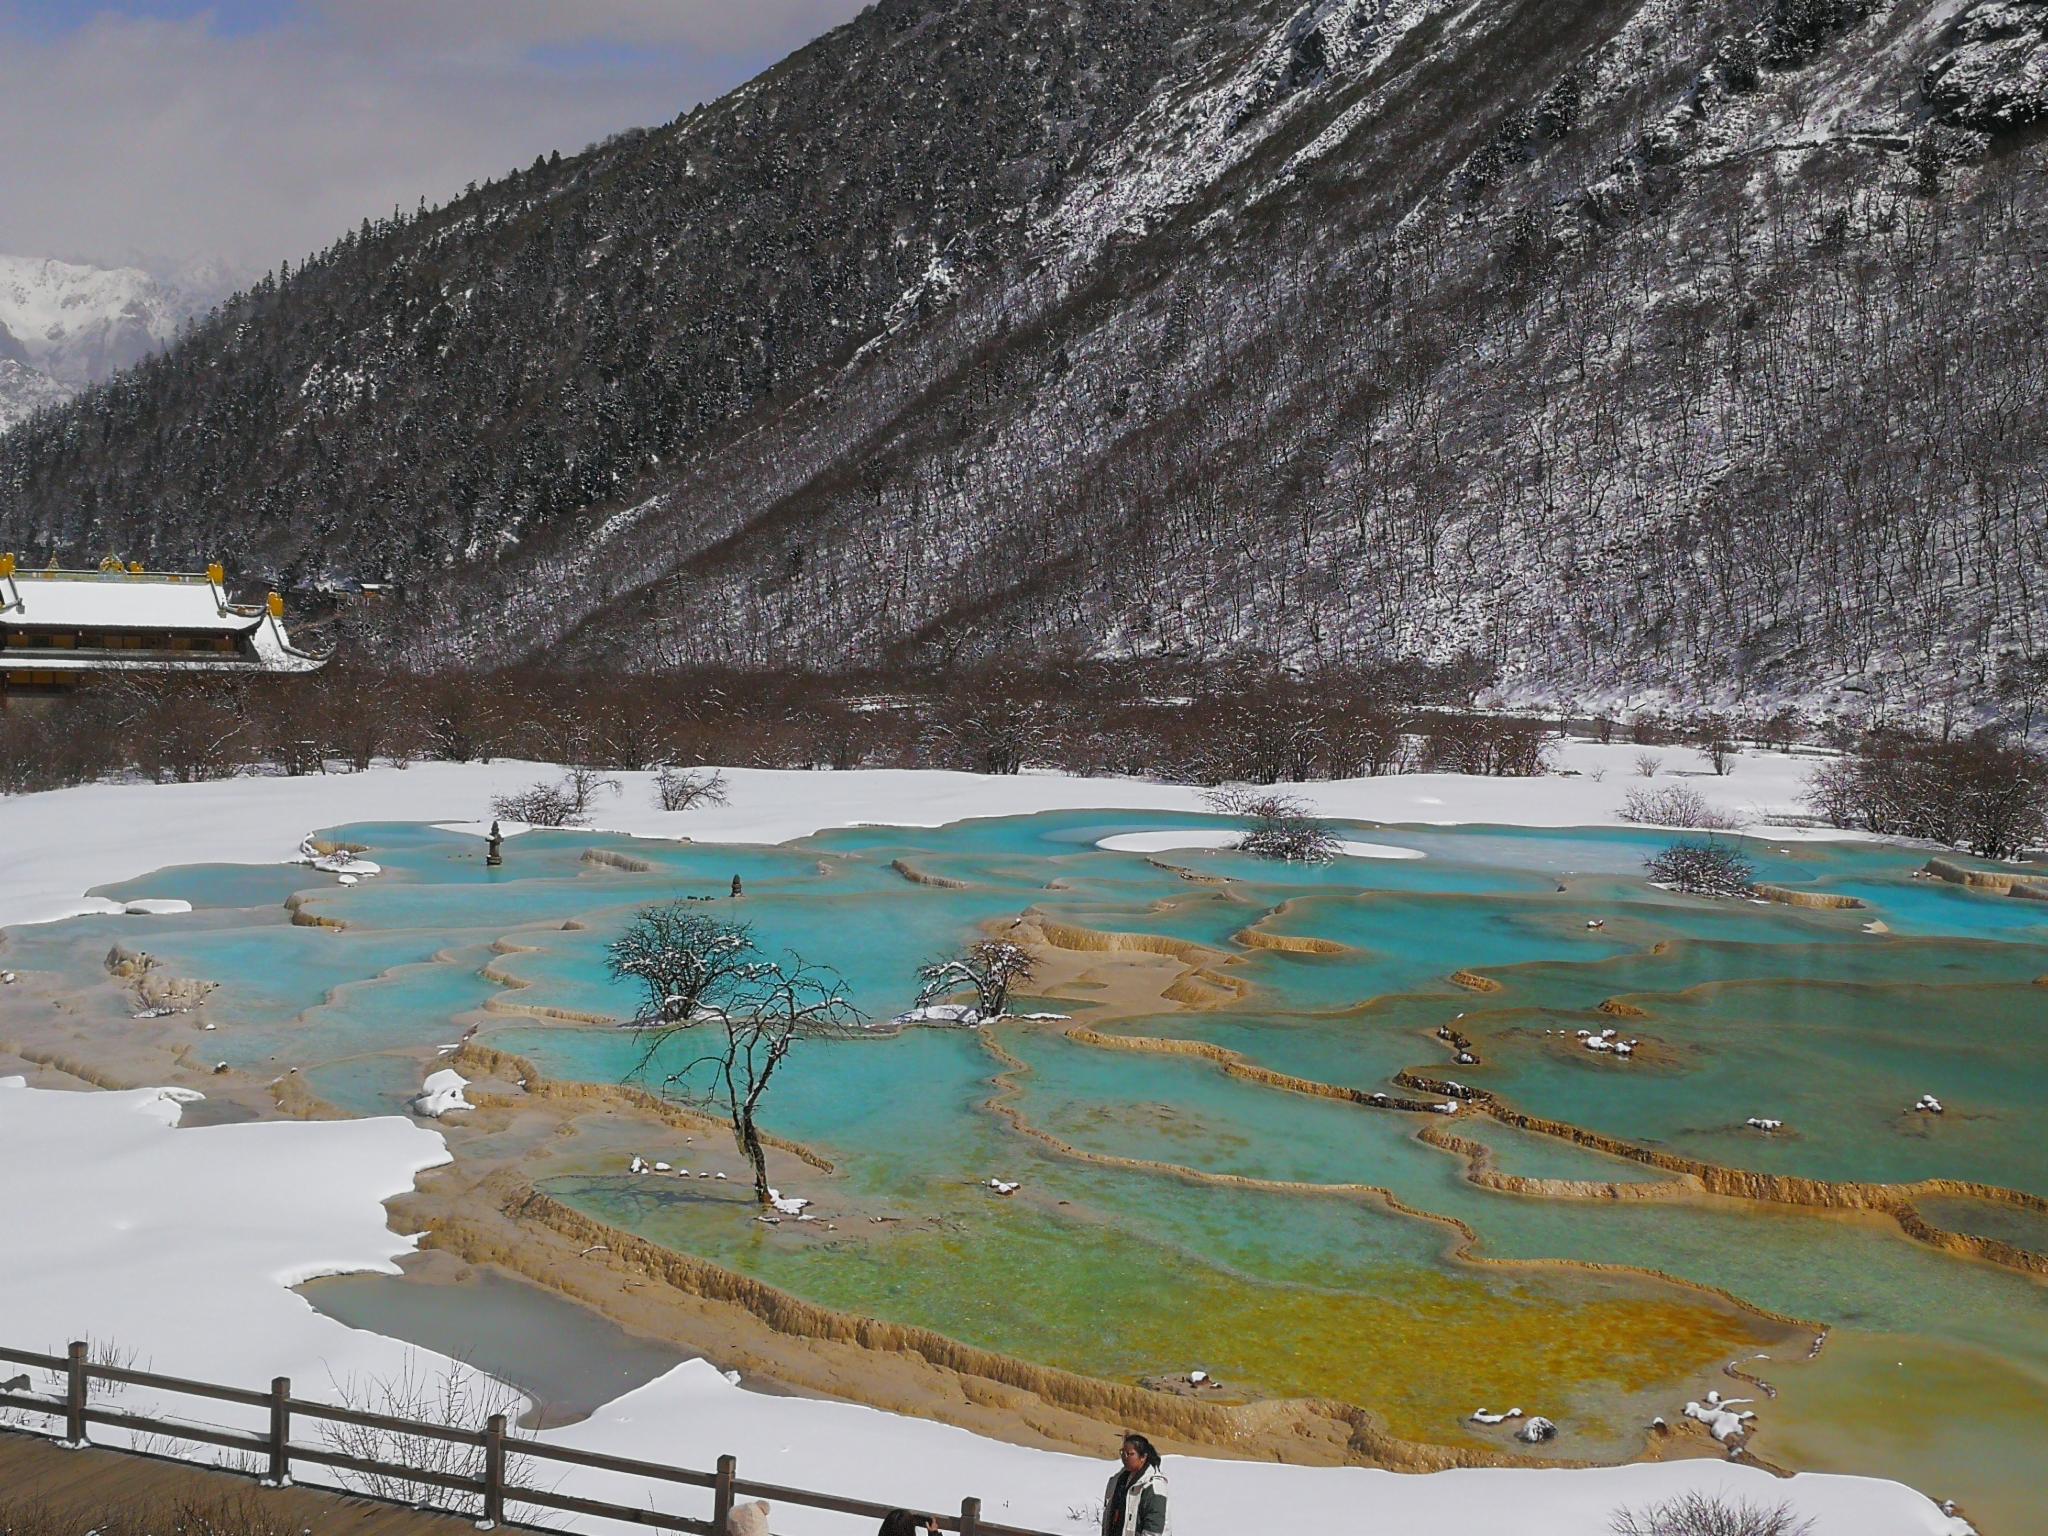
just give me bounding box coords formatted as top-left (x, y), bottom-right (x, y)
top-left (0, 568), bottom-right (259, 633)
top-left (0, 566), bottom-right (325, 675)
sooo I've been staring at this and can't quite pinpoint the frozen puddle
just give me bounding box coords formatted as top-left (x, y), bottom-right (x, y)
top-left (300, 1264), bottom-right (688, 1429)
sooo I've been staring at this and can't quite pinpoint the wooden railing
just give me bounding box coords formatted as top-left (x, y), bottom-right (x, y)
top-left (0, 1343), bottom-right (1059, 1536)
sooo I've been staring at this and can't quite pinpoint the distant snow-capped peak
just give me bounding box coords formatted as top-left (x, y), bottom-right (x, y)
top-left (0, 254), bottom-right (187, 386)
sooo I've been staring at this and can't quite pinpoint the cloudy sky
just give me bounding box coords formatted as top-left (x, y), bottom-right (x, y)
top-left (0, 0), bottom-right (870, 288)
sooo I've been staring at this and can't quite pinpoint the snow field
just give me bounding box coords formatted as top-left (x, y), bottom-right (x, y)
top-left (0, 742), bottom-right (1832, 930)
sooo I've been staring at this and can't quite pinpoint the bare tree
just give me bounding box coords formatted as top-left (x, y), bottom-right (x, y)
top-left (490, 765), bottom-right (621, 826)
top-left (1993, 651), bottom-right (2048, 737)
top-left (654, 765), bottom-right (728, 812)
top-left (1806, 729), bottom-right (2047, 859)
top-left (611, 906), bottom-right (860, 1204)
top-left (561, 764), bottom-right (622, 818)
top-left (914, 938), bottom-right (1036, 1022)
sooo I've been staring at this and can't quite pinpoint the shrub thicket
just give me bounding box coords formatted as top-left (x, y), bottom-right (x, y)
top-left (1807, 729), bottom-right (2047, 859)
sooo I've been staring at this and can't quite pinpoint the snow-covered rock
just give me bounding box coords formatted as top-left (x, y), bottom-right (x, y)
top-left (1923, 1), bottom-right (2048, 131)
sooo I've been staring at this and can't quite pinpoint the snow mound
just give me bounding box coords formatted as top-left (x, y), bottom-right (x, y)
top-left (411, 1069), bottom-right (472, 1118)
top-left (894, 1003), bottom-right (983, 1026)
top-left (1686, 1394), bottom-right (1757, 1443)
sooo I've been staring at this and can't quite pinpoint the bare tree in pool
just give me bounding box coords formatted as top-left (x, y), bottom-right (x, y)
top-left (609, 904), bottom-right (860, 1205)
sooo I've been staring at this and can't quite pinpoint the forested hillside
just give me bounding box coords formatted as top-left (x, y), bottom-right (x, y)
top-left (3, 0), bottom-right (2044, 714)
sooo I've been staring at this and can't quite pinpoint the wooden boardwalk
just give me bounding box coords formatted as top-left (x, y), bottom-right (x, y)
top-left (0, 1429), bottom-right (477, 1536)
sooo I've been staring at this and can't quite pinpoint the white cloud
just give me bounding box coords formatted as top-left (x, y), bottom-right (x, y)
top-left (318, 0), bottom-right (871, 58)
top-left (0, 2), bottom-right (869, 285)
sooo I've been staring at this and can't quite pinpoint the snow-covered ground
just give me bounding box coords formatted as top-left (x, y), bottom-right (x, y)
top-left (1, 749), bottom-right (1967, 1534)
top-left (0, 741), bottom-right (1832, 929)
top-left (0, 1079), bottom-right (1966, 1536)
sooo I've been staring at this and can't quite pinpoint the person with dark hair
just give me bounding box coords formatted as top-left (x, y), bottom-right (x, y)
top-left (1100, 1433), bottom-right (1169, 1536)
top-left (876, 1513), bottom-right (940, 1536)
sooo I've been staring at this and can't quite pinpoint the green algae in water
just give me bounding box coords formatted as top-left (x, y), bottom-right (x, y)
top-left (542, 1168), bottom-right (1783, 1455)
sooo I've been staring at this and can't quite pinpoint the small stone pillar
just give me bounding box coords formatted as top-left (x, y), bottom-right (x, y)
top-left (486, 820), bottom-right (504, 867)
top-left (731, 873), bottom-right (743, 899)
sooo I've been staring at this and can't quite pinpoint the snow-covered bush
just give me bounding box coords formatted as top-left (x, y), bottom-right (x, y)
top-left (1204, 787), bottom-right (1339, 862)
top-left (1619, 785), bottom-right (1737, 830)
top-left (1645, 838), bottom-right (1756, 897)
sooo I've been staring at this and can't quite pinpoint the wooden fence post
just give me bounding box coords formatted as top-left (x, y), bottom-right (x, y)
top-left (64, 1341), bottom-right (87, 1446)
top-left (481, 1413), bottom-right (507, 1529)
top-left (959, 1495), bottom-right (982, 1536)
top-left (712, 1453), bottom-right (736, 1533)
top-left (266, 1377), bottom-right (291, 1485)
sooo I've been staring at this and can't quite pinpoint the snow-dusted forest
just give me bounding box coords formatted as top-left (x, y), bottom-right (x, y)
top-left (3, 0), bottom-right (2043, 711)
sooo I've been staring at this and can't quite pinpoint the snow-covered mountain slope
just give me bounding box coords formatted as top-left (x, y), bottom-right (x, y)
top-left (0, 255), bottom-right (192, 433)
top-left (0, 357), bottom-right (75, 436)
top-left (2, 0), bottom-right (2045, 711)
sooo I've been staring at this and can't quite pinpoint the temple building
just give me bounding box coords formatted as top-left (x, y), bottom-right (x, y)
top-left (0, 556), bottom-right (325, 698)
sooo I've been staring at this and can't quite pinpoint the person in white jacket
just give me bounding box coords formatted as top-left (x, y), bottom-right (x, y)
top-left (1099, 1433), bottom-right (1169, 1536)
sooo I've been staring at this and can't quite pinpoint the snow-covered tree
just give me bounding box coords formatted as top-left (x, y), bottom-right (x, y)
top-left (914, 938), bottom-right (1037, 1022)
top-left (606, 907), bottom-right (755, 1025)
